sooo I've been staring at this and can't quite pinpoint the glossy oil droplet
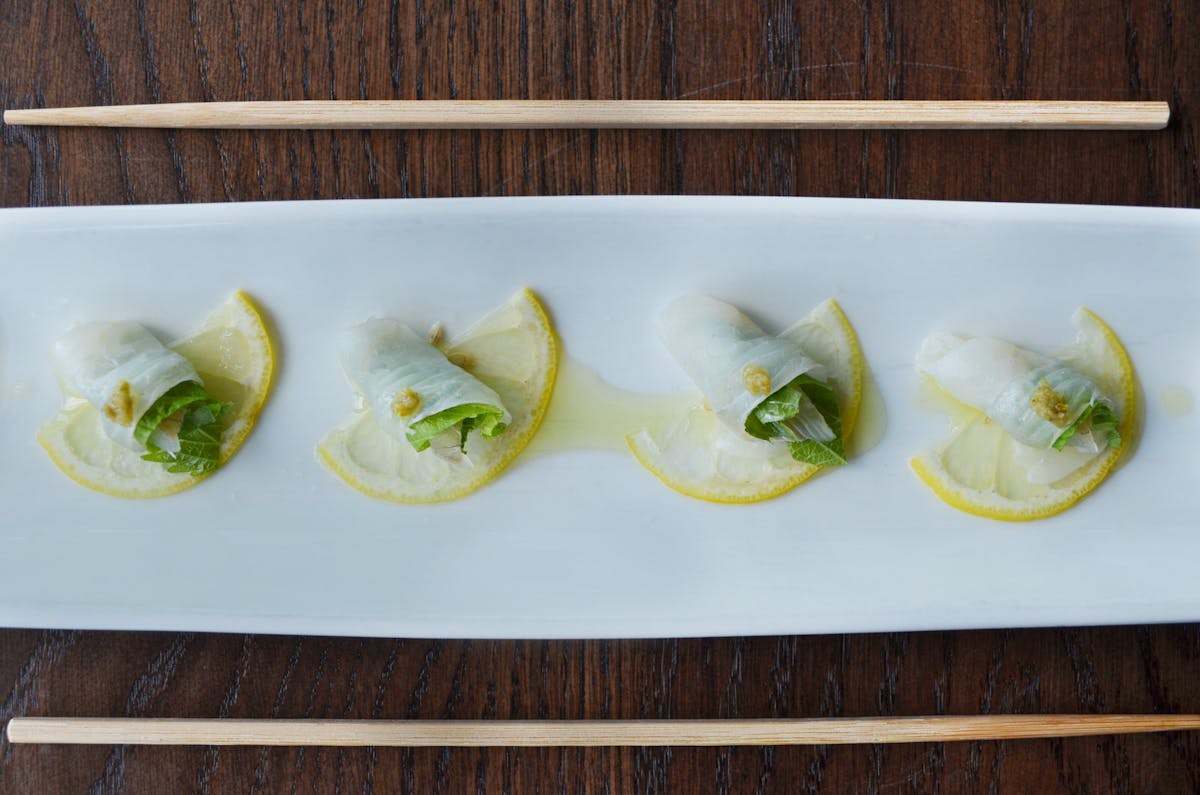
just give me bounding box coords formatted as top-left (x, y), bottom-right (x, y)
top-left (525, 357), bottom-right (691, 455)
top-left (848, 374), bottom-right (888, 456)
top-left (1161, 385), bottom-right (1194, 417)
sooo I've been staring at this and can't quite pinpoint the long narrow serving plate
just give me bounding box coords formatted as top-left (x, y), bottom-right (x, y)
top-left (1, 196), bottom-right (1197, 638)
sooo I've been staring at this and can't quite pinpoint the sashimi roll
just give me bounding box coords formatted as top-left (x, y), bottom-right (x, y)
top-left (917, 332), bottom-right (1120, 454)
top-left (658, 295), bottom-right (847, 466)
top-left (54, 321), bottom-right (230, 475)
top-left (339, 318), bottom-right (509, 453)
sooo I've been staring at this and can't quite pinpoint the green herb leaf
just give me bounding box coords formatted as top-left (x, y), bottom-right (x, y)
top-left (1088, 403), bottom-right (1121, 449)
top-left (136, 381), bottom-right (230, 476)
top-left (752, 387), bottom-right (802, 423)
top-left (745, 374), bottom-right (846, 467)
top-left (1051, 401), bottom-right (1121, 451)
top-left (405, 402), bottom-right (507, 453)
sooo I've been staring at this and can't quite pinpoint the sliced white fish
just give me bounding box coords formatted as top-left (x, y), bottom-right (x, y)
top-left (917, 333), bottom-right (1046, 411)
top-left (658, 295), bottom-right (823, 434)
top-left (54, 321), bottom-right (199, 451)
top-left (917, 332), bottom-right (1109, 450)
top-left (338, 318), bottom-right (509, 442)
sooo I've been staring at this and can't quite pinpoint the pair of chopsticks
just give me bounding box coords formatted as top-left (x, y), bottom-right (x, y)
top-left (0, 101), bottom-right (1175, 749)
top-left (7, 715), bottom-right (1200, 746)
top-left (1, 100), bottom-right (1169, 130)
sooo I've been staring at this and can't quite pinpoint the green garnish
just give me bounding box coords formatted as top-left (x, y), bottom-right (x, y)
top-left (744, 374), bottom-right (846, 467)
top-left (134, 381), bottom-right (230, 476)
top-left (1052, 402), bottom-right (1121, 451)
top-left (405, 402), bottom-right (507, 453)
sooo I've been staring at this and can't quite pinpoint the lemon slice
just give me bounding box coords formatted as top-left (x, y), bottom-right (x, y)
top-left (38, 291), bottom-right (276, 498)
top-left (627, 299), bottom-right (863, 503)
top-left (910, 308), bottom-right (1136, 521)
top-left (317, 288), bottom-right (559, 503)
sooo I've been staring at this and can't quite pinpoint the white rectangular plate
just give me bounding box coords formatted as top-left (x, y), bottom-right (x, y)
top-left (1, 196), bottom-right (1198, 639)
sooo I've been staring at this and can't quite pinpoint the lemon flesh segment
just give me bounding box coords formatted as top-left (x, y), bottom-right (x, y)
top-left (910, 308), bottom-right (1136, 521)
top-left (38, 291), bottom-right (277, 499)
top-left (317, 288), bottom-right (559, 504)
top-left (627, 299), bottom-right (864, 504)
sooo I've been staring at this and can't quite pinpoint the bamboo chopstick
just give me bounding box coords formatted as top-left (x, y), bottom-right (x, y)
top-left (6, 715), bottom-right (1200, 747)
top-left (1, 100), bottom-right (1170, 130)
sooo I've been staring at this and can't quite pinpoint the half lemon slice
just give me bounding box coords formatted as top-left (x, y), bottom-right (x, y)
top-left (627, 299), bottom-right (863, 503)
top-left (910, 308), bottom-right (1136, 521)
top-left (39, 291), bottom-right (276, 498)
top-left (317, 288), bottom-right (559, 503)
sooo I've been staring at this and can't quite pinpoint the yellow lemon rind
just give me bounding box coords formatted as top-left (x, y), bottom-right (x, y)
top-left (909, 443), bottom-right (1125, 522)
top-left (37, 405), bottom-right (202, 499)
top-left (821, 298), bottom-right (864, 439)
top-left (626, 430), bottom-right (821, 505)
top-left (205, 291), bottom-right (276, 465)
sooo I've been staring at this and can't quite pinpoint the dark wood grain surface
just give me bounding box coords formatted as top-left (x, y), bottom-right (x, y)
top-left (1, 1), bottom-right (1198, 792)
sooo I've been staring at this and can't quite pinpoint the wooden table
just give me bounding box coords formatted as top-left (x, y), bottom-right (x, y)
top-left (1, 2), bottom-right (1198, 791)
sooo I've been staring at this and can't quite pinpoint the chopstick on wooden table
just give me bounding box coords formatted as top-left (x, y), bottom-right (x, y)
top-left (7, 715), bottom-right (1200, 747)
top-left (1, 100), bottom-right (1170, 130)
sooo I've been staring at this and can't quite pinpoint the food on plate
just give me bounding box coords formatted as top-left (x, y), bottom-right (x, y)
top-left (910, 307), bottom-right (1136, 520)
top-left (317, 288), bottom-right (559, 503)
top-left (340, 319), bottom-right (511, 454)
top-left (628, 295), bottom-right (863, 503)
top-left (39, 291), bottom-right (275, 498)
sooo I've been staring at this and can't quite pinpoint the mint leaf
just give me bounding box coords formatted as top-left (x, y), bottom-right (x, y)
top-left (405, 402), bottom-right (507, 453)
top-left (1088, 403), bottom-right (1121, 449)
top-left (787, 436), bottom-right (846, 468)
top-left (136, 381), bottom-right (230, 476)
top-left (1052, 404), bottom-right (1093, 451)
top-left (745, 374), bottom-right (846, 467)
top-left (1052, 401), bottom-right (1121, 451)
top-left (134, 381), bottom-right (219, 446)
top-left (752, 387), bottom-right (802, 423)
